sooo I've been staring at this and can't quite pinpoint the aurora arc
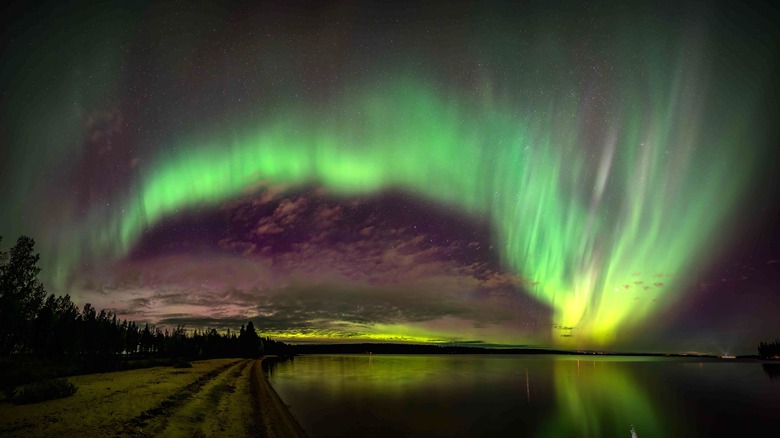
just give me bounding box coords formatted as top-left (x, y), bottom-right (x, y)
top-left (58, 44), bottom-right (760, 347)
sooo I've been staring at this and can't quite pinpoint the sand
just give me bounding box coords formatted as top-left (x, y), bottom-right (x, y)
top-left (0, 357), bottom-right (308, 438)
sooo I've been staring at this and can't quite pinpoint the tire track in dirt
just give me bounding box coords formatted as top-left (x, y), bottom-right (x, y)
top-left (201, 355), bottom-right (257, 436)
top-left (119, 359), bottom-right (247, 437)
top-left (1, 358), bottom-right (308, 437)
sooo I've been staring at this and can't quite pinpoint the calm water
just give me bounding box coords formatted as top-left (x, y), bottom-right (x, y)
top-left (265, 355), bottom-right (780, 437)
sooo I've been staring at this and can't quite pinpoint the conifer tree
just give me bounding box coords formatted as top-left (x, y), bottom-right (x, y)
top-left (0, 236), bottom-right (47, 355)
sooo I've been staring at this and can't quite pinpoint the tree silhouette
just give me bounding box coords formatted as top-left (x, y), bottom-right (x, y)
top-left (758, 339), bottom-right (780, 359)
top-left (0, 236), bottom-right (47, 355)
top-left (140, 323), bottom-right (153, 354)
top-left (239, 321), bottom-right (262, 358)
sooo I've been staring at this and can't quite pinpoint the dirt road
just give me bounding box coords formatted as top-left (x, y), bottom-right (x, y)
top-left (0, 358), bottom-right (308, 437)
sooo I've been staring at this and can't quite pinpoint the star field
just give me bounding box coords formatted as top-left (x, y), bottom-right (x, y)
top-left (1, 1), bottom-right (778, 352)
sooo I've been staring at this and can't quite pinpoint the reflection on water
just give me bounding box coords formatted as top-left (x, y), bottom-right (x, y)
top-left (267, 355), bottom-right (779, 437)
top-left (763, 363), bottom-right (780, 380)
top-left (540, 358), bottom-right (667, 436)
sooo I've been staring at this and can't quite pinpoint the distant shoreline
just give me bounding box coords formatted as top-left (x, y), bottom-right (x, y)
top-left (291, 342), bottom-right (776, 359)
top-left (286, 343), bottom-right (780, 364)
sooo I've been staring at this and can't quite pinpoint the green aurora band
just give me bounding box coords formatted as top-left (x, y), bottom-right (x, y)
top-left (51, 32), bottom-right (767, 348)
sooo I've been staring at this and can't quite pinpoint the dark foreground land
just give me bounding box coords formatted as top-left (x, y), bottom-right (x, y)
top-left (0, 357), bottom-right (307, 438)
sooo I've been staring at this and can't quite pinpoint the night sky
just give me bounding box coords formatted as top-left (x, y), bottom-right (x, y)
top-left (2, 1), bottom-right (778, 354)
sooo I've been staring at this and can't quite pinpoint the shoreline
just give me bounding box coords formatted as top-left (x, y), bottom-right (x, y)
top-left (251, 357), bottom-right (309, 438)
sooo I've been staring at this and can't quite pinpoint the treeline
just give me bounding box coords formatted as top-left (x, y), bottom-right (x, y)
top-left (758, 339), bottom-right (780, 359)
top-left (0, 235), bottom-right (292, 389)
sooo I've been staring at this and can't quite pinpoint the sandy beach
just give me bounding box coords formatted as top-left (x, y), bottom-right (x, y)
top-left (0, 357), bottom-right (307, 437)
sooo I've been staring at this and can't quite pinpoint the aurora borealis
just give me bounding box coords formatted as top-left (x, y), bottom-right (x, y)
top-left (1, 1), bottom-right (778, 352)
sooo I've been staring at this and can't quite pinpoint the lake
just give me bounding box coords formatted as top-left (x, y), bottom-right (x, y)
top-left (265, 354), bottom-right (780, 437)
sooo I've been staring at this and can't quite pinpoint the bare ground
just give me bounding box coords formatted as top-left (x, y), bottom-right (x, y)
top-left (0, 358), bottom-right (308, 438)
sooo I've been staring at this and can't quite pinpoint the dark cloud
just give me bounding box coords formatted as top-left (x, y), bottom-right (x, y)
top-left (72, 185), bottom-right (550, 343)
top-left (99, 275), bottom-right (546, 338)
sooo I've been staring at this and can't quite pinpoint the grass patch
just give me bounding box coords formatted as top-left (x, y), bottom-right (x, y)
top-left (11, 378), bottom-right (77, 404)
top-left (173, 360), bottom-right (193, 369)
